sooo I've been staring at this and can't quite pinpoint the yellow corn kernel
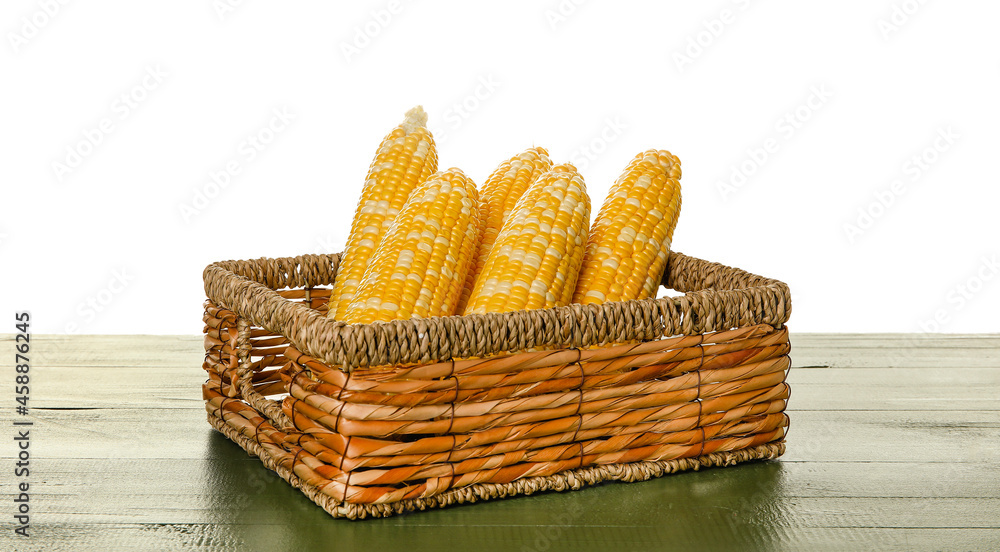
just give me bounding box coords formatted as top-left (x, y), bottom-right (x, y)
top-left (328, 106), bottom-right (438, 320)
top-left (342, 168), bottom-right (480, 324)
top-left (572, 150), bottom-right (682, 306)
top-left (463, 164), bottom-right (590, 315)
top-left (455, 147), bottom-right (552, 312)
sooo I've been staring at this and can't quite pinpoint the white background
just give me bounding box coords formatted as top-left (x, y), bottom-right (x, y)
top-left (2, 0), bottom-right (998, 335)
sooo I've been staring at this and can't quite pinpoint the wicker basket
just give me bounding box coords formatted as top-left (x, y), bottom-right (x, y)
top-left (201, 251), bottom-right (791, 519)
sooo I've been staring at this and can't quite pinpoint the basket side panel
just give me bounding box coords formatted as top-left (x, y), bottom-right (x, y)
top-left (201, 287), bottom-right (332, 430)
top-left (270, 324), bottom-right (790, 507)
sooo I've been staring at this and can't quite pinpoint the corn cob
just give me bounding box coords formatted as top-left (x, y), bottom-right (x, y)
top-left (463, 164), bottom-right (590, 315)
top-left (328, 106), bottom-right (438, 320)
top-left (342, 168), bottom-right (480, 324)
top-left (572, 150), bottom-right (682, 306)
top-left (455, 147), bottom-right (552, 312)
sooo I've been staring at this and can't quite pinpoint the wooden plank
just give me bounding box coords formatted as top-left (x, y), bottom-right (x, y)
top-left (793, 350), bottom-right (1000, 369)
top-left (27, 364), bottom-right (205, 410)
top-left (3, 524), bottom-right (998, 552)
top-left (790, 348), bottom-right (1000, 369)
top-left (782, 411), bottom-right (999, 463)
top-left (789, 334), bottom-right (1000, 369)
top-left (0, 524), bottom-right (251, 552)
top-left (8, 335), bottom-right (204, 368)
top-left (789, 389), bottom-right (999, 411)
top-left (1, 409), bottom-right (213, 459)
top-left (787, 367), bottom-right (1000, 410)
top-left (789, 367), bottom-right (1000, 386)
top-left (790, 333), bottom-right (1000, 348)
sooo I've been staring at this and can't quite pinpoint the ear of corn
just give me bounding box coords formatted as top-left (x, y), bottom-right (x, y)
top-left (341, 168), bottom-right (480, 324)
top-left (455, 147), bottom-right (552, 312)
top-left (572, 149), bottom-right (682, 306)
top-left (463, 164), bottom-right (591, 315)
top-left (328, 106), bottom-right (438, 320)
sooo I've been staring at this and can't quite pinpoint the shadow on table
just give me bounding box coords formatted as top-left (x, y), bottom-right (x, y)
top-left (203, 431), bottom-right (790, 552)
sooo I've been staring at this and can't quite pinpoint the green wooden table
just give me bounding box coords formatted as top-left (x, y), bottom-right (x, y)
top-left (2, 334), bottom-right (998, 551)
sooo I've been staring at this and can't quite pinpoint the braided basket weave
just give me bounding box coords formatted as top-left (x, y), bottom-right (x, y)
top-left (202, 251), bottom-right (792, 519)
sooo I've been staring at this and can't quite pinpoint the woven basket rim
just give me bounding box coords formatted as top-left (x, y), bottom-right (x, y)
top-left (202, 251), bottom-right (791, 371)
